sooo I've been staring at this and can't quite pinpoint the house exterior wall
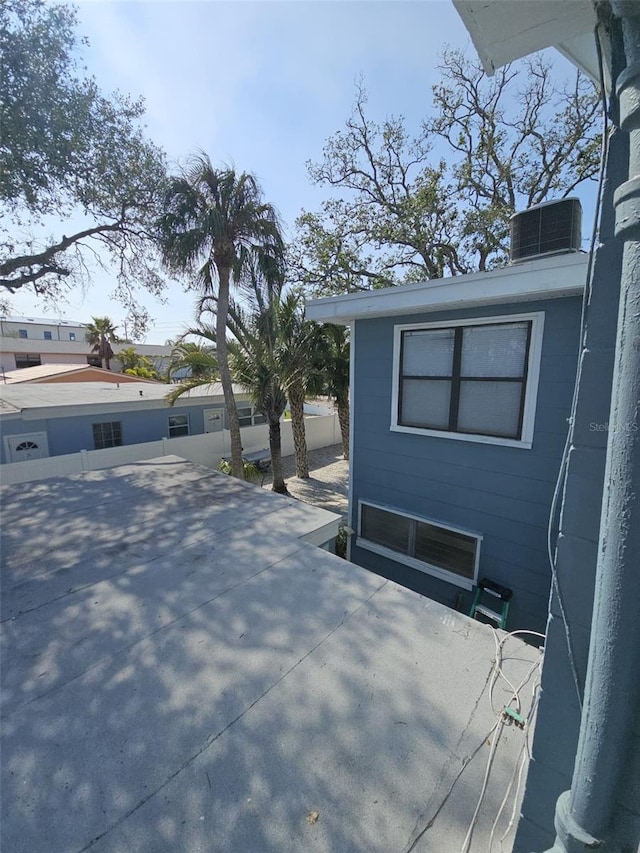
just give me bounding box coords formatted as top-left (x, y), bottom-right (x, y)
top-left (0, 318), bottom-right (87, 341)
top-left (0, 337), bottom-right (172, 374)
top-left (514, 112), bottom-right (631, 853)
top-left (0, 401), bottom-right (232, 463)
top-left (349, 295), bottom-right (582, 632)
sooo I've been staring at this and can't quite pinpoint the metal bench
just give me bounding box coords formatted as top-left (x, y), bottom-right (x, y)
top-left (242, 449), bottom-right (271, 474)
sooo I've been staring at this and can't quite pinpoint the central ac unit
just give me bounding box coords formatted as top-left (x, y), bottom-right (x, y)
top-left (510, 198), bottom-right (582, 263)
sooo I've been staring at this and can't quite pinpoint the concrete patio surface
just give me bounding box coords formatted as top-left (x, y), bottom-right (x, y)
top-left (261, 442), bottom-right (349, 517)
top-left (1, 456), bottom-right (541, 853)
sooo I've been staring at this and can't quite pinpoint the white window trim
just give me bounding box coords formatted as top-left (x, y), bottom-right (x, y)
top-left (356, 500), bottom-right (482, 591)
top-left (390, 311), bottom-right (545, 449)
top-left (167, 413), bottom-right (190, 438)
top-left (92, 421), bottom-right (123, 450)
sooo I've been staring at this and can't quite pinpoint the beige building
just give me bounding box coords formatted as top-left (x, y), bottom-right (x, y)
top-left (0, 316), bottom-right (172, 375)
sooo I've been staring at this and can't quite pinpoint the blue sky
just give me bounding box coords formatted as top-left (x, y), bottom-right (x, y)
top-left (8, 1), bottom-right (590, 343)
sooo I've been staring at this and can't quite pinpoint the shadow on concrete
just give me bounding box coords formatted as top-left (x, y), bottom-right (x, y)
top-left (1, 457), bottom-right (538, 853)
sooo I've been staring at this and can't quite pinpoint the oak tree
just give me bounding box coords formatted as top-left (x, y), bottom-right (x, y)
top-left (294, 52), bottom-right (600, 296)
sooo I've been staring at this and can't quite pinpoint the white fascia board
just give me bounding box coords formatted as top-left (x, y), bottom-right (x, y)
top-left (452, 1), bottom-right (598, 76)
top-left (299, 517), bottom-right (342, 548)
top-left (17, 397), bottom-right (181, 421)
top-left (12, 390), bottom-right (249, 422)
top-left (306, 253), bottom-right (588, 324)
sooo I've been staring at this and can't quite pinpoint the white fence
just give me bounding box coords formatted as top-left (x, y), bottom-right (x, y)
top-left (0, 414), bottom-right (341, 486)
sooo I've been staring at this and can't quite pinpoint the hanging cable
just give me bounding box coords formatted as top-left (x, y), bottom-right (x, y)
top-left (545, 23), bottom-right (610, 713)
top-left (458, 631), bottom-right (544, 853)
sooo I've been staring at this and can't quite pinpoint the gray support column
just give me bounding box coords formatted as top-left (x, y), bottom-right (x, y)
top-left (545, 3), bottom-right (640, 851)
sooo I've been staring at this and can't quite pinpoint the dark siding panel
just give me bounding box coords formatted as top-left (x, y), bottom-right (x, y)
top-left (350, 296), bottom-right (581, 630)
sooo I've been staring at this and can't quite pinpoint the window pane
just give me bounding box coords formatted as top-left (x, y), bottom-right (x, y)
top-left (457, 380), bottom-right (523, 437)
top-left (461, 323), bottom-right (528, 378)
top-left (415, 522), bottom-right (477, 578)
top-left (401, 379), bottom-right (451, 429)
top-left (92, 421), bottom-right (122, 449)
top-left (253, 414), bottom-right (267, 425)
top-left (402, 329), bottom-right (454, 377)
top-left (168, 414), bottom-right (189, 437)
top-left (15, 354), bottom-right (41, 369)
top-left (361, 505), bottom-right (410, 554)
top-left (168, 415), bottom-right (187, 427)
top-left (238, 417), bottom-right (252, 427)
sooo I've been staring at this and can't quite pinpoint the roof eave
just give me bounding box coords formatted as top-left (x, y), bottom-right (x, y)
top-left (306, 253), bottom-right (588, 324)
top-left (452, 0), bottom-right (606, 87)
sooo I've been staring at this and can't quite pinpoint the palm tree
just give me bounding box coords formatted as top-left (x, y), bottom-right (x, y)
top-left (165, 340), bottom-right (218, 382)
top-left (319, 324), bottom-right (350, 459)
top-left (275, 293), bottom-right (325, 478)
top-left (85, 316), bottom-right (119, 370)
top-left (228, 306), bottom-right (289, 494)
top-left (158, 155), bottom-right (284, 479)
top-left (167, 293), bottom-right (289, 494)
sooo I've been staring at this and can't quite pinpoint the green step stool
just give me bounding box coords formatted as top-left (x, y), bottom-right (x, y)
top-left (469, 577), bottom-right (513, 630)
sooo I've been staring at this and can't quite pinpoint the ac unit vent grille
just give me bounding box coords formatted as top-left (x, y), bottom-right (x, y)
top-left (510, 199), bottom-right (582, 262)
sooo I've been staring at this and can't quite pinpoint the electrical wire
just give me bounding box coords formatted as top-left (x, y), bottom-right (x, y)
top-left (407, 630), bottom-right (543, 853)
top-left (458, 630), bottom-right (544, 853)
top-left (459, 723), bottom-right (504, 853)
top-left (405, 719), bottom-right (502, 853)
top-left (489, 669), bottom-right (543, 852)
top-left (545, 23), bottom-right (610, 714)
top-left (489, 629), bottom-right (545, 715)
top-left (488, 741), bottom-right (527, 852)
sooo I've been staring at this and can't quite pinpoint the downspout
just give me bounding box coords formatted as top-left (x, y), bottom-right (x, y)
top-left (545, 2), bottom-right (640, 851)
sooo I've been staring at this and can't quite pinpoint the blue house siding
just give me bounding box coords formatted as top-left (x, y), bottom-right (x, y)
top-left (0, 401), bottom-right (228, 463)
top-left (44, 402), bottom-right (216, 456)
top-left (349, 296), bottom-right (582, 631)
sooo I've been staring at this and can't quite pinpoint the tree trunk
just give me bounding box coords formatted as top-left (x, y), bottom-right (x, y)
top-left (336, 395), bottom-right (349, 460)
top-left (268, 417), bottom-right (287, 494)
top-left (216, 265), bottom-right (244, 479)
top-left (289, 386), bottom-right (309, 478)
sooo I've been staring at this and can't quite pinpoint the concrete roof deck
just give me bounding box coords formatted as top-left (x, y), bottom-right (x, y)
top-left (1, 457), bottom-right (540, 853)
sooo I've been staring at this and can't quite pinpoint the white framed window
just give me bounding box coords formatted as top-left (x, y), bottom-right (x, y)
top-left (93, 421), bottom-right (122, 449)
top-left (168, 414), bottom-right (189, 437)
top-left (357, 501), bottom-right (482, 590)
top-left (69, 332), bottom-right (76, 341)
top-left (391, 312), bottom-right (544, 449)
top-left (43, 330), bottom-right (52, 340)
top-left (234, 406), bottom-right (267, 428)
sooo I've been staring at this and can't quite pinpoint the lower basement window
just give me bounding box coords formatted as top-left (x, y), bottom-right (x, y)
top-left (357, 501), bottom-right (482, 589)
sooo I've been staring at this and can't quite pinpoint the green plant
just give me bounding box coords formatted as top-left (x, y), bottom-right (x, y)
top-left (335, 527), bottom-right (348, 560)
top-left (217, 457), bottom-right (261, 483)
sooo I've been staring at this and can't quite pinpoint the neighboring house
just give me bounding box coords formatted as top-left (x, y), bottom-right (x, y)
top-left (307, 249), bottom-right (587, 633)
top-left (0, 315), bottom-right (172, 375)
top-left (2, 364), bottom-right (159, 385)
top-left (0, 315), bottom-right (88, 342)
top-left (452, 3), bottom-right (640, 852)
top-left (0, 382), bottom-right (263, 464)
